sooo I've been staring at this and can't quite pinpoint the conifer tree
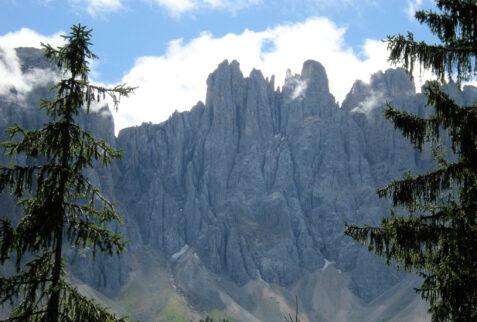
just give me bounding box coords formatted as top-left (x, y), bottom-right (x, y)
top-left (0, 24), bottom-right (135, 320)
top-left (345, 1), bottom-right (476, 320)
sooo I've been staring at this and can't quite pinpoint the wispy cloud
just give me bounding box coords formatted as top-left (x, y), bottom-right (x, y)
top-left (68, 0), bottom-right (123, 16)
top-left (146, 0), bottom-right (261, 16)
top-left (42, 0), bottom-right (122, 16)
top-left (350, 90), bottom-right (385, 116)
top-left (148, 0), bottom-right (196, 14)
top-left (45, 0), bottom-right (373, 17)
top-left (0, 47), bottom-right (59, 103)
top-left (284, 70), bottom-right (308, 100)
top-left (0, 28), bottom-right (64, 49)
top-left (60, 0), bottom-right (260, 16)
top-left (310, 0), bottom-right (354, 9)
top-left (306, 0), bottom-right (377, 10)
top-left (406, 0), bottom-right (423, 20)
top-left (0, 28), bottom-right (63, 103)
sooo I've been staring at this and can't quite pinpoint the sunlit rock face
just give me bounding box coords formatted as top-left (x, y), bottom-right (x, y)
top-left (3, 48), bottom-right (476, 321)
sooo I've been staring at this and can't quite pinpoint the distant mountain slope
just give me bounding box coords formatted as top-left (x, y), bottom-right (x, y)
top-left (4, 47), bottom-right (475, 321)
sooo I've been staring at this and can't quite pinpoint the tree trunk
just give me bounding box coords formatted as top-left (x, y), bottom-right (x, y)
top-left (46, 216), bottom-right (64, 321)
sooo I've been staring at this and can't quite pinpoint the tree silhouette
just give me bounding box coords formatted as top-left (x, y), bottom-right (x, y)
top-left (0, 24), bottom-right (135, 320)
top-left (345, 1), bottom-right (477, 320)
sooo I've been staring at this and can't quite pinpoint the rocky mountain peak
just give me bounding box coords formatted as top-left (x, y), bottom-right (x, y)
top-left (370, 68), bottom-right (415, 97)
top-left (205, 59), bottom-right (245, 107)
top-left (301, 59), bottom-right (329, 94)
top-left (342, 68), bottom-right (416, 116)
top-left (15, 47), bottom-right (55, 73)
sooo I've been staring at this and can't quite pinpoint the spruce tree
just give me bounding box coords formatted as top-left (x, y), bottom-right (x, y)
top-left (0, 24), bottom-right (134, 320)
top-left (345, 1), bottom-right (476, 321)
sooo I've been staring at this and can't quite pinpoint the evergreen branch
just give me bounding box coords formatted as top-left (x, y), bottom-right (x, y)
top-left (383, 104), bottom-right (440, 151)
top-left (66, 215), bottom-right (126, 259)
top-left (82, 83), bottom-right (136, 112)
top-left (387, 33), bottom-right (476, 82)
top-left (350, 2), bottom-right (477, 319)
top-left (1, 205), bottom-right (59, 268)
top-left (424, 82), bottom-right (477, 161)
top-left (0, 164), bottom-right (43, 197)
top-left (60, 282), bottom-right (128, 321)
top-left (0, 253), bottom-right (53, 305)
top-left (345, 212), bottom-right (454, 270)
top-left (415, 7), bottom-right (477, 46)
top-left (12, 197), bottom-right (64, 256)
top-left (377, 162), bottom-right (464, 207)
top-left (4, 310), bottom-right (49, 321)
top-left (76, 129), bottom-right (123, 166)
top-left (424, 82), bottom-right (476, 128)
top-left (0, 217), bottom-right (15, 263)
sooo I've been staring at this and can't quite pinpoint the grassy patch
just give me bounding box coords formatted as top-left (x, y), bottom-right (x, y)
top-left (205, 309), bottom-right (240, 322)
top-left (157, 289), bottom-right (193, 322)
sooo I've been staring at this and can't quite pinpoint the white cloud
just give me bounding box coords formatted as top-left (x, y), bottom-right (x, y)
top-left (150, 0), bottom-right (196, 13)
top-left (305, 0), bottom-right (377, 10)
top-left (145, 0), bottom-right (260, 15)
top-left (44, 0), bottom-right (259, 16)
top-left (0, 29), bottom-right (63, 102)
top-left (68, 0), bottom-right (123, 15)
top-left (310, 0), bottom-right (353, 8)
top-left (0, 47), bottom-right (59, 103)
top-left (0, 28), bottom-right (64, 49)
top-left (114, 17), bottom-right (393, 133)
top-left (350, 90), bottom-right (384, 116)
top-left (285, 70), bottom-right (308, 100)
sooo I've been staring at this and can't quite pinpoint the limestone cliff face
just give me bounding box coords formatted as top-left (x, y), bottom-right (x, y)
top-left (114, 60), bottom-right (430, 302)
top-left (2, 48), bottom-right (476, 320)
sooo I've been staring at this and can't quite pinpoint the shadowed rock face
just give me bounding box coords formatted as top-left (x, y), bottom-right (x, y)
top-left (114, 59), bottom-right (431, 302)
top-left (2, 48), bottom-right (476, 320)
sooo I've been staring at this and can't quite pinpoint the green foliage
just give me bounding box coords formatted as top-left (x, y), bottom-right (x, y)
top-left (345, 1), bottom-right (477, 321)
top-left (0, 24), bottom-right (135, 321)
top-left (386, 1), bottom-right (476, 83)
top-left (199, 316), bottom-right (229, 322)
top-left (201, 310), bottom-right (238, 322)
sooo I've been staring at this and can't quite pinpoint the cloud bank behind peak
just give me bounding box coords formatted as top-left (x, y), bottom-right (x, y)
top-left (115, 17), bottom-right (391, 133)
top-left (3, 17), bottom-right (424, 134)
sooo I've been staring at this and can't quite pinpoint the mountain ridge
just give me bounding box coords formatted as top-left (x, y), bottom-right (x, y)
top-left (5, 47), bottom-right (476, 320)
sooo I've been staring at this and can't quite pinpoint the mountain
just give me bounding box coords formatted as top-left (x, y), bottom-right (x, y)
top-left (2, 47), bottom-right (476, 321)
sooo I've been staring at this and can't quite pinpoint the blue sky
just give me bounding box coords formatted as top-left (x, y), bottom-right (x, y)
top-left (1, 0), bottom-right (438, 133)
